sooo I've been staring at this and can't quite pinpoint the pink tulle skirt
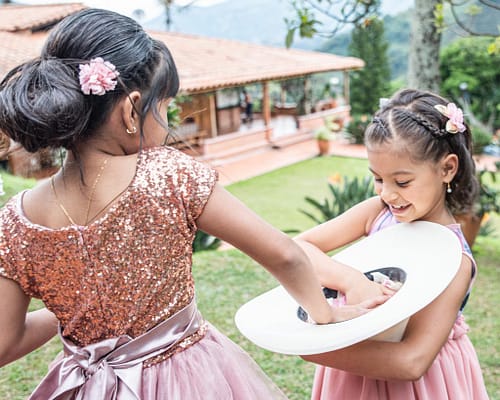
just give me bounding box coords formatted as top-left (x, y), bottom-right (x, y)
top-left (311, 315), bottom-right (489, 399)
top-left (142, 322), bottom-right (287, 399)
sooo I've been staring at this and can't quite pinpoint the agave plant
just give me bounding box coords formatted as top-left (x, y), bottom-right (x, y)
top-left (300, 175), bottom-right (375, 224)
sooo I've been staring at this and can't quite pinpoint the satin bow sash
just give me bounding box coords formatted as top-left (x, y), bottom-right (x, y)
top-left (29, 298), bottom-right (202, 400)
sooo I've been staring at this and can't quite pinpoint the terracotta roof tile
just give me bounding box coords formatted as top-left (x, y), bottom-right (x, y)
top-left (0, 3), bottom-right (87, 32)
top-left (0, 5), bottom-right (364, 93)
top-left (0, 31), bottom-right (47, 76)
top-left (150, 31), bottom-right (364, 92)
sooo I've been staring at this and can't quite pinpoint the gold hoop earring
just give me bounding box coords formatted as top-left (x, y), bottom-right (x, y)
top-left (446, 182), bottom-right (452, 193)
top-left (126, 126), bottom-right (137, 135)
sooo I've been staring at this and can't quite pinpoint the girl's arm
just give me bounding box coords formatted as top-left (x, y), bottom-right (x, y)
top-left (296, 196), bottom-right (384, 253)
top-left (302, 254), bottom-right (473, 380)
top-left (0, 277), bottom-right (59, 367)
top-left (295, 197), bottom-right (390, 301)
top-left (196, 185), bottom-right (385, 324)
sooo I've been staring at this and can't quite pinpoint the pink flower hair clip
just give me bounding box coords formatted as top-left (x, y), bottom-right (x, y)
top-left (79, 57), bottom-right (120, 96)
top-left (434, 103), bottom-right (466, 134)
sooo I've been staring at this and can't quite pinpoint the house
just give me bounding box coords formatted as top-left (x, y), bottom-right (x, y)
top-left (0, 3), bottom-right (364, 177)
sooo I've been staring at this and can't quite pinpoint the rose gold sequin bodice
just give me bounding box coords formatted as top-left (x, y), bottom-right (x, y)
top-left (0, 147), bottom-right (217, 346)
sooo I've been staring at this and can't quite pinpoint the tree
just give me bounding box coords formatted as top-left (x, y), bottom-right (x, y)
top-left (408, 0), bottom-right (441, 91)
top-left (286, 0), bottom-right (500, 91)
top-left (440, 36), bottom-right (500, 131)
top-left (349, 17), bottom-right (391, 114)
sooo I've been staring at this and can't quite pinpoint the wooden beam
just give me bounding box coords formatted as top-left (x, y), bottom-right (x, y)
top-left (208, 93), bottom-right (218, 137)
top-left (343, 71), bottom-right (350, 106)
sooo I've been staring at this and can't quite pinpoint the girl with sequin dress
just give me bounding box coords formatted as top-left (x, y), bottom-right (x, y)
top-left (0, 9), bottom-right (389, 400)
top-left (294, 89), bottom-right (489, 399)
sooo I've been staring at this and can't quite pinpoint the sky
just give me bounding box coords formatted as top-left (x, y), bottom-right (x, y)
top-left (17, 0), bottom-right (226, 20)
top-left (18, 0), bottom-right (413, 22)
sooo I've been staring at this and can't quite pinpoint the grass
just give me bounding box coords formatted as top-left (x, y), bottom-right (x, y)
top-left (227, 155), bottom-right (370, 233)
top-left (0, 155), bottom-right (498, 399)
top-left (0, 171), bottom-right (36, 207)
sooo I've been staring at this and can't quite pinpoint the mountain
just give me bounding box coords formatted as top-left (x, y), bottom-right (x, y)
top-left (143, 0), bottom-right (498, 82)
top-left (143, 0), bottom-right (413, 50)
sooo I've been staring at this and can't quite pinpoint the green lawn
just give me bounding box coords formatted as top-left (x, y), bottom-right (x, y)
top-left (227, 155), bottom-right (370, 233)
top-left (0, 156), bottom-right (498, 399)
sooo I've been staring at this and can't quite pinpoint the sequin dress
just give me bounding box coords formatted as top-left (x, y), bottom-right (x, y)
top-left (311, 207), bottom-right (489, 400)
top-left (0, 146), bottom-right (287, 399)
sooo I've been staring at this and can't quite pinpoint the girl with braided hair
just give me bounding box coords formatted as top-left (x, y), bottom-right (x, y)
top-left (296, 89), bottom-right (489, 399)
top-left (0, 8), bottom-right (390, 399)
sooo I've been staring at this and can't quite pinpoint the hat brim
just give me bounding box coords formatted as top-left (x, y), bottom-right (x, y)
top-left (235, 221), bottom-right (462, 355)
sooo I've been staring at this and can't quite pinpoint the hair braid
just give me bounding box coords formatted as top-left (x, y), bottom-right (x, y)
top-left (394, 109), bottom-right (448, 139)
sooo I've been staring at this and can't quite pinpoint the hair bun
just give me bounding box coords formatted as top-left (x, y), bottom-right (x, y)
top-left (0, 58), bottom-right (91, 152)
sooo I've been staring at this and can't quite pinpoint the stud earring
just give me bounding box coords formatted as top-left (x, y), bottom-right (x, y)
top-left (446, 182), bottom-right (452, 193)
top-left (126, 126), bottom-right (137, 135)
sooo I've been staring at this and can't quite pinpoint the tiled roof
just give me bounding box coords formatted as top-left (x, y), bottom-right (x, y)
top-left (0, 4), bottom-right (364, 93)
top-left (0, 3), bottom-right (87, 32)
top-left (0, 31), bottom-right (47, 78)
top-left (151, 31), bottom-right (364, 92)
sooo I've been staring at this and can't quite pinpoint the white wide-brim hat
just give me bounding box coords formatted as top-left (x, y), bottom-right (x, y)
top-left (235, 221), bottom-right (462, 355)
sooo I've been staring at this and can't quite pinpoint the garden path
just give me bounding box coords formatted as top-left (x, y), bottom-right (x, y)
top-left (215, 137), bottom-right (367, 186)
top-left (214, 137), bottom-right (499, 186)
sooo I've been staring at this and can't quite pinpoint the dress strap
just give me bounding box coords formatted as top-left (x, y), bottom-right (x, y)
top-left (29, 298), bottom-right (202, 400)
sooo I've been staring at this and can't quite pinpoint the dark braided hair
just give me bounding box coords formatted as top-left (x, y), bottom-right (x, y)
top-left (366, 89), bottom-right (478, 214)
top-left (0, 8), bottom-right (179, 154)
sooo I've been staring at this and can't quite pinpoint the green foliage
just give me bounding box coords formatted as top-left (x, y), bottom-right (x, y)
top-left (476, 169), bottom-right (500, 218)
top-left (313, 126), bottom-right (333, 141)
top-left (320, 11), bottom-right (412, 82)
top-left (471, 125), bottom-right (493, 155)
top-left (487, 36), bottom-right (500, 55)
top-left (440, 36), bottom-right (500, 130)
top-left (345, 114), bottom-right (370, 144)
top-left (284, 2), bottom-right (321, 48)
top-left (193, 230), bottom-right (221, 252)
top-left (313, 116), bottom-right (341, 141)
top-left (167, 98), bottom-right (182, 129)
top-left (284, 0), bottom-right (378, 48)
top-left (299, 175), bottom-right (375, 224)
top-left (348, 18), bottom-right (391, 115)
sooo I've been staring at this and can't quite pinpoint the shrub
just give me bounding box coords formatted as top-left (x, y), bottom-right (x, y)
top-left (471, 125), bottom-right (493, 155)
top-left (299, 175), bottom-right (375, 224)
top-left (345, 114), bottom-right (370, 144)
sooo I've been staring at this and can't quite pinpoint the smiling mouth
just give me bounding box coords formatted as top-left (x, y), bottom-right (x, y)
top-left (391, 204), bottom-right (410, 212)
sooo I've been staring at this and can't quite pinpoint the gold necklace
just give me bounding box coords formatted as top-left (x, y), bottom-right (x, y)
top-left (51, 158), bottom-right (109, 226)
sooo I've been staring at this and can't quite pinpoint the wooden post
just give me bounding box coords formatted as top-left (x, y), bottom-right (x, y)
top-left (303, 76), bottom-right (312, 114)
top-left (263, 82), bottom-right (271, 126)
top-left (208, 93), bottom-right (218, 138)
top-left (343, 71), bottom-right (350, 106)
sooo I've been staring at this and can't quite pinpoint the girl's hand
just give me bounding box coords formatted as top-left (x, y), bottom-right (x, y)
top-left (328, 295), bottom-right (389, 323)
top-left (344, 274), bottom-right (395, 306)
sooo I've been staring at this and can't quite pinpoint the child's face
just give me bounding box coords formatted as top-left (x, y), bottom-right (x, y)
top-left (367, 144), bottom-right (450, 224)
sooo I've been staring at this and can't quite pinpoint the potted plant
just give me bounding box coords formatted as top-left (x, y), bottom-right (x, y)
top-left (454, 163), bottom-right (500, 247)
top-left (313, 118), bottom-right (341, 156)
top-left (313, 126), bottom-right (333, 156)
